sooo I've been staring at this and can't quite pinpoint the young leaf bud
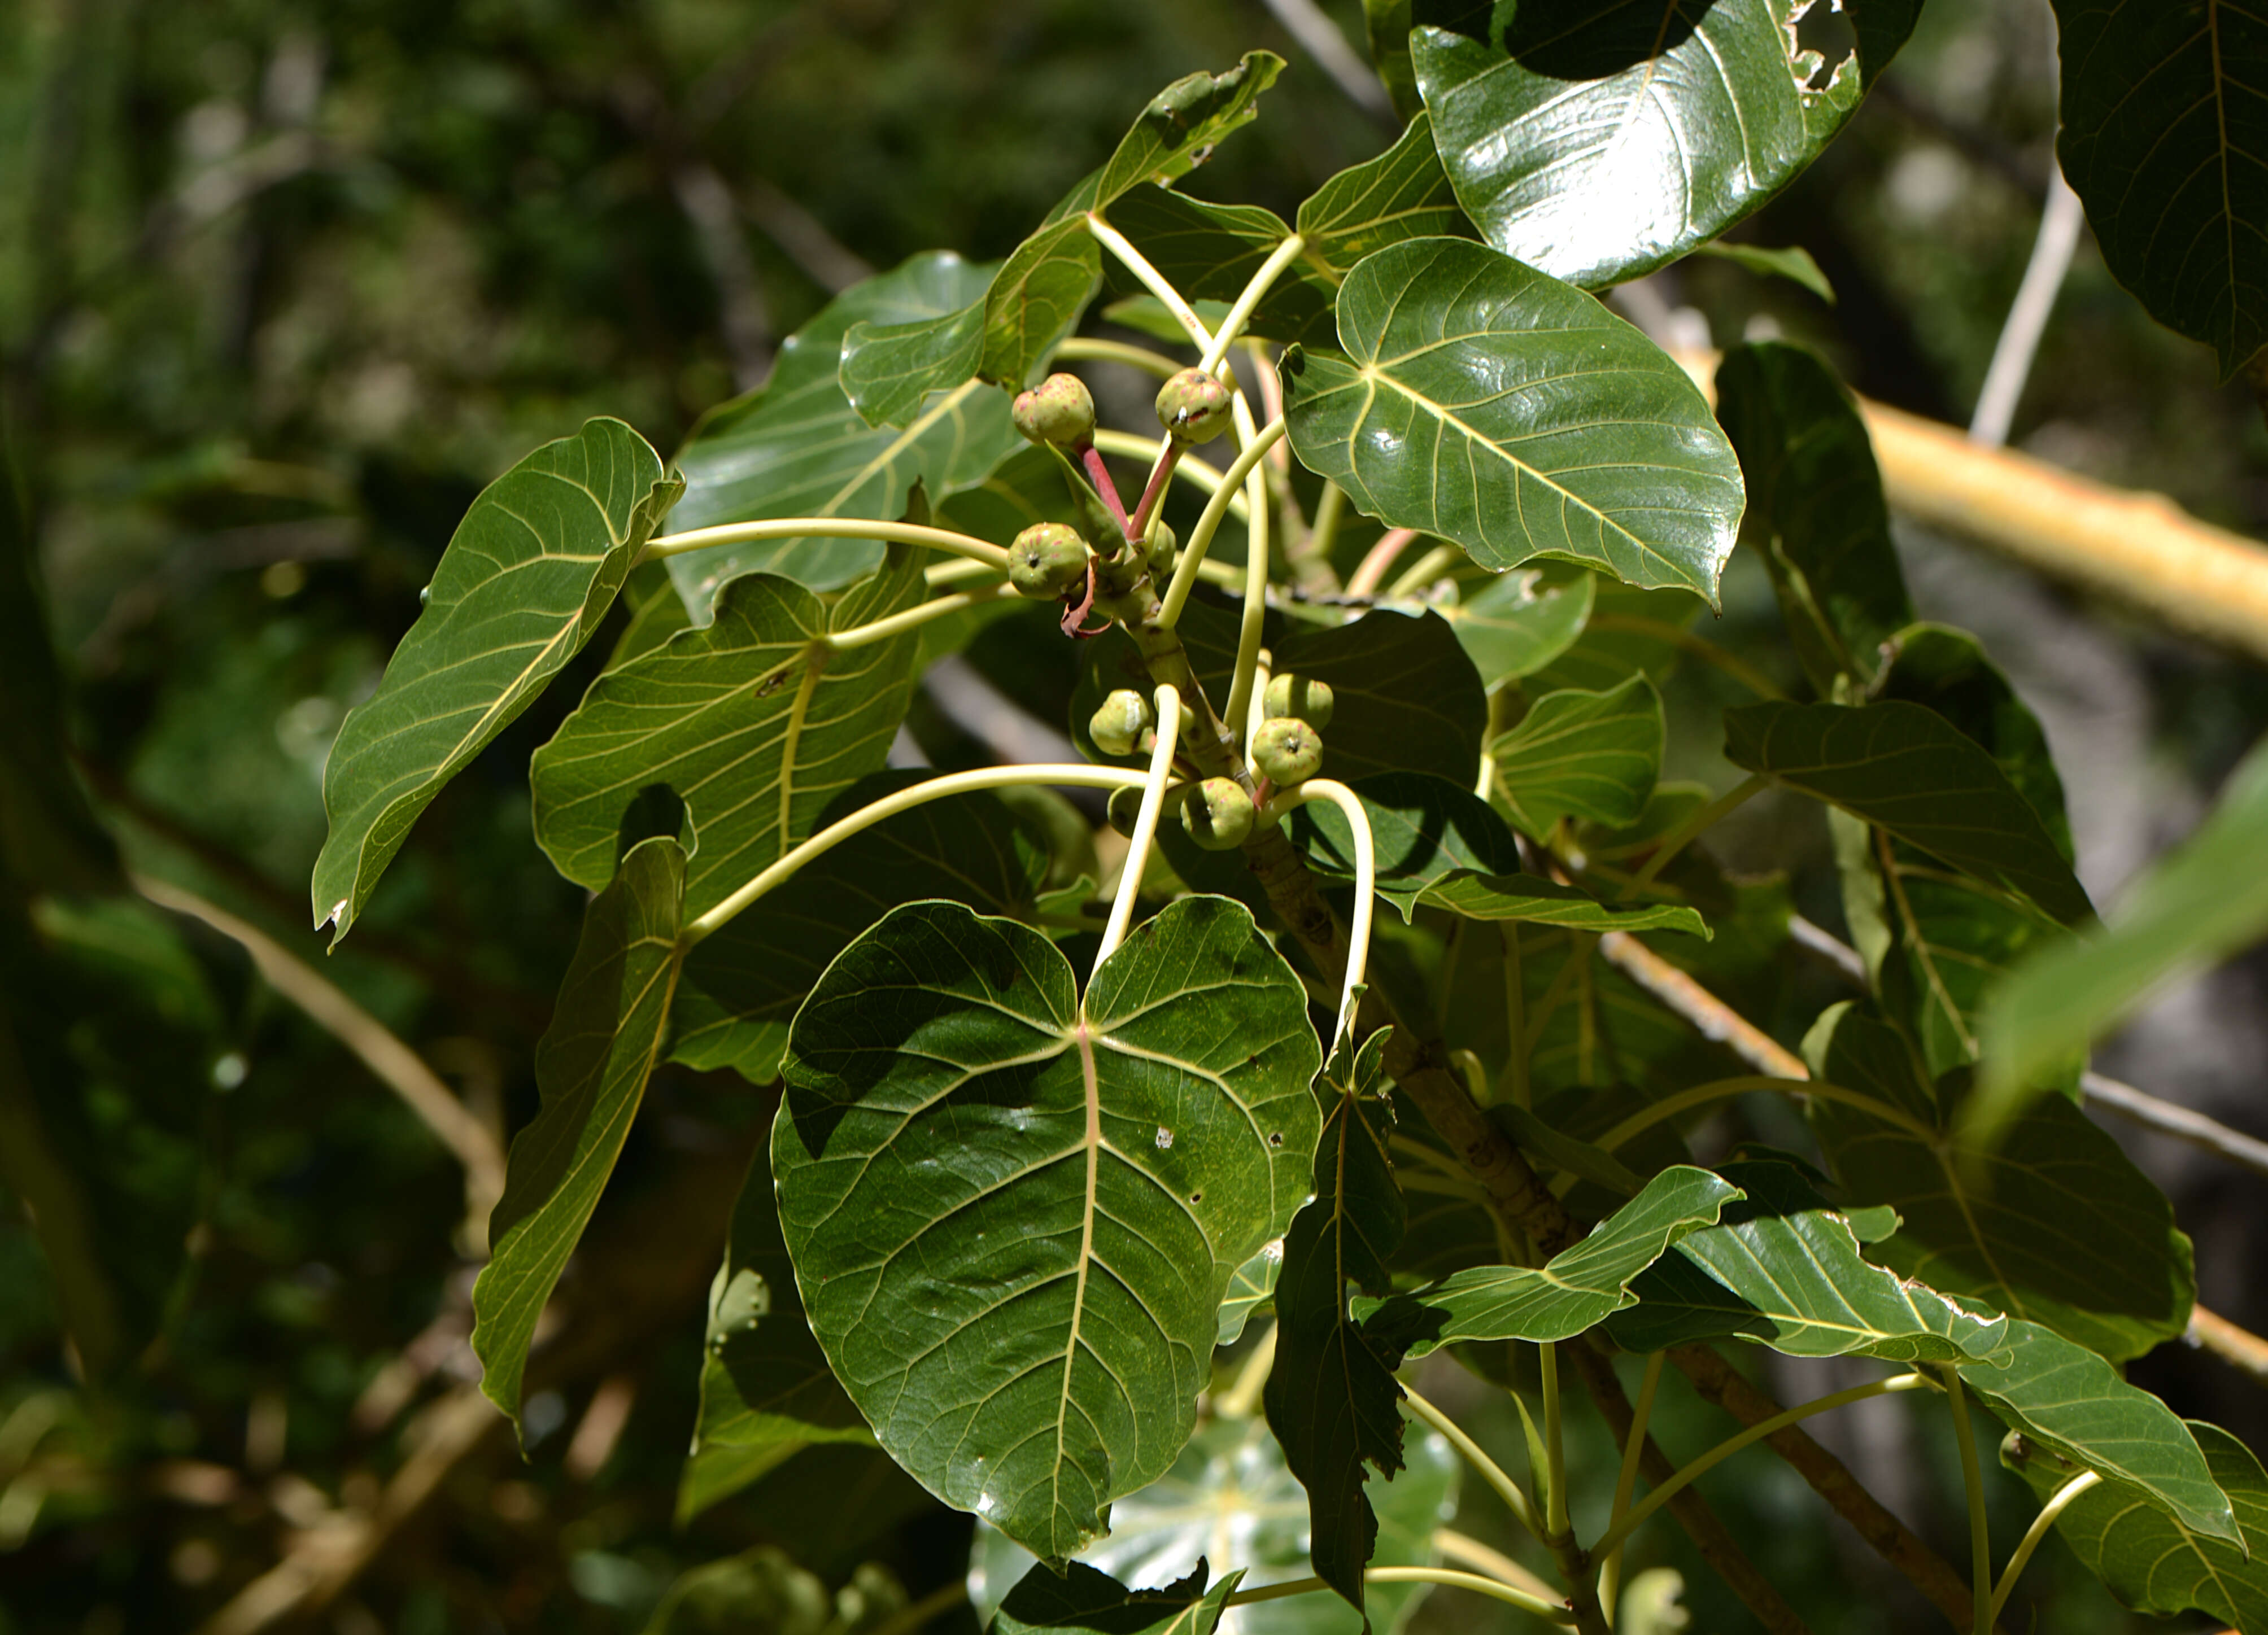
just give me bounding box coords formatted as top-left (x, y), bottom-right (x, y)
top-left (1144, 520), bottom-right (1177, 579)
top-left (1155, 366), bottom-right (1235, 445)
top-left (1012, 373), bottom-right (1097, 447)
top-left (1251, 716), bottom-right (1324, 786)
top-left (1008, 522), bottom-right (1091, 600)
top-left (1262, 671), bottom-right (1334, 728)
top-left (1180, 777), bottom-right (1257, 851)
top-left (1106, 785), bottom-right (1145, 839)
top-left (1088, 689), bottom-right (1155, 758)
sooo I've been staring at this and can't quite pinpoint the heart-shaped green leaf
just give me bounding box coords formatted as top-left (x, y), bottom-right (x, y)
top-left (311, 418), bottom-right (679, 943)
top-left (1361, 1164), bottom-right (1742, 1359)
top-left (2055, 0), bottom-right (2268, 373)
top-left (2005, 1418), bottom-right (2268, 1628)
top-left (972, 1411), bottom-right (1460, 1635)
top-left (679, 1148), bottom-right (875, 1524)
top-left (1438, 563), bottom-right (1595, 688)
top-left (1958, 1318), bottom-right (2238, 1542)
top-left (1411, 1), bottom-right (1921, 288)
top-left (671, 777), bottom-right (1053, 1084)
top-left (1726, 701), bottom-right (2095, 927)
top-left (1714, 342), bottom-right (1911, 697)
top-left (1807, 1006), bottom-right (2194, 1363)
top-left (669, 252), bottom-right (1018, 607)
top-left (470, 836), bottom-right (687, 1429)
top-left (1984, 735), bottom-right (2268, 1111)
top-left (1489, 674), bottom-right (1664, 837)
top-left (774, 897), bottom-right (1321, 1560)
top-left (1272, 609), bottom-right (1488, 785)
top-left (1280, 239), bottom-right (1743, 601)
top-left (992, 1562), bottom-right (1243, 1635)
top-left (1601, 1160), bottom-right (2014, 1363)
top-left (530, 551), bottom-right (924, 920)
top-left (1417, 871), bottom-right (1708, 938)
top-left (843, 55), bottom-right (1285, 424)
top-left (1297, 110), bottom-right (1471, 278)
top-left (1264, 1031), bottom-right (1407, 1610)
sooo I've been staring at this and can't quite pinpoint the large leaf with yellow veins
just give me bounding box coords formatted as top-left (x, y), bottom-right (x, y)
top-left (1279, 238), bottom-right (1743, 602)
top-left (773, 898), bottom-right (1321, 1562)
top-left (311, 418), bottom-right (680, 943)
top-left (529, 548), bottom-right (924, 920)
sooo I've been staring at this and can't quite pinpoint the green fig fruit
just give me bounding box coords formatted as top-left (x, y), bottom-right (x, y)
top-left (1012, 373), bottom-right (1097, 446)
top-left (1180, 777), bottom-right (1256, 851)
top-left (1143, 519), bottom-right (1177, 580)
top-left (1251, 716), bottom-right (1324, 785)
top-left (1106, 785), bottom-right (1145, 838)
top-left (1007, 522), bottom-right (1091, 599)
top-left (1155, 366), bottom-right (1235, 445)
top-left (1262, 671), bottom-right (1334, 728)
top-left (1088, 688), bottom-right (1155, 757)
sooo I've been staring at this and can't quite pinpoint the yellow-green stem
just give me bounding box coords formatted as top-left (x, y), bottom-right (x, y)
top-left (1593, 1074), bottom-right (1936, 1155)
top-left (1224, 1568), bottom-right (1572, 1624)
top-left (1599, 1351), bottom-right (1666, 1620)
top-left (1385, 542), bottom-right (1458, 598)
top-left (1157, 417), bottom-right (1287, 630)
top-left (1093, 685), bottom-right (1181, 972)
top-left (1620, 772), bottom-right (1768, 897)
top-left (828, 584), bottom-right (1007, 650)
top-left (1942, 1365), bottom-right (1993, 1635)
top-left (1199, 233), bottom-right (1306, 374)
top-left (683, 764), bottom-right (1146, 944)
top-left (1222, 390), bottom-right (1273, 736)
top-left (1542, 1341), bottom-right (1570, 1538)
top-left (1050, 335), bottom-right (1185, 379)
top-left (1402, 1384), bottom-right (1546, 1546)
top-left (1087, 213), bottom-right (1215, 352)
top-left (641, 517), bottom-right (1008, 573)
top-left (1988, 1470), bottom-right (2100, 1624)
top-left (1273, 780), bottom-right (1374, 1043)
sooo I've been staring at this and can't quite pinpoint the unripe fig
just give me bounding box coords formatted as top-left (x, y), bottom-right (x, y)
top-left (1088, 689), bottom-right (1155, 757)
top-left (1106, 785), bottom-right (1145, 838)
top-left (1262, 671), bottom-right (1334, 728)
top-left (1008, 522), bottom-right (1091, 599)
top-left (1144, 520), bottom-right (1177, 579)
top-left (1180, 777), bottom-right (1257, 851)
top-left (1012, 373), bottom-right (1097, 447)
top-left (1155, 366), bottom-right (1235, 445)
top-left (1251, 716), bottom-right (1324, 786)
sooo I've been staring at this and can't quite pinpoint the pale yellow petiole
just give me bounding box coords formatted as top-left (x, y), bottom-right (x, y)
top-left (1270, 779), bottom-right (1374, 1046)
top-left (1198, 233), bottom-right (1306, 374)
top-left (1157, 417), bottom-right (1287, 631)
top-left (1093, 684), bottom-right (1182, 974)
top-left (827, 584), bottom-right (1008, 651)
top-left (1222, 390), bottom-right (1273, 738)
top-left (682, 764), bottom-right (1148, 946)
top-left (1988, 1469), bottom-right (2103, 1624)
top-left (1087, 213), bottom-right (1218, 355)
top-left (1598, 1350), bottom-right (1666, 1620)
top-left (1402, 1383), bottom-right (1547, 1546)
top-left (1050, 335), bottom-right (1187, 380)
top-left (1225, 1568), bottom-right (1572, 1624)
top-left (639, 517), bottom-right (1009, 574)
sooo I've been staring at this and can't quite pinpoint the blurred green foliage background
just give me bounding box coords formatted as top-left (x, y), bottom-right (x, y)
top-left (3, 2), bottom-right (2265, 1632)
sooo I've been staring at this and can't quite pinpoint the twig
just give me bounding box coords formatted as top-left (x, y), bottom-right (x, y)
top-left (668, 161), bottom-right (772, 390)
top-left (1595, 933), bottom-right (1808, 1079)
top-left (2080, 1073), bottom-right (2268, 1178)
top-left (861, 1581), bottom-right (971, 1635)
top-left (1345, 528), bottom-right (1419, 597)
top-left (1255, 0), bottom-right (1398, 128)
top-left (1671, 349), bottom-right (2268, 664)
top-left (1969, 171), bottom-right (2086, 449)
top-left (741, 176), bottom-right (872, 294)
top-left (2190, 1305), bottom-right (2268, 1386)
top-left (132, 874), bottom-right (507, 1244)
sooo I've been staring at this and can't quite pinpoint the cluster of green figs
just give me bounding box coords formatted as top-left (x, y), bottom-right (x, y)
top-left (1095, 670), bottom-right (1334, 850)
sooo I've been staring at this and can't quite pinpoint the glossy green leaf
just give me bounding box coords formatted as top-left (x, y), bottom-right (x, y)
top-left (1602, 1160), bottom-right (2014, 1363)
top-left (1983, 735), bottom-right (2268, 1109)
top-left (681, 1150), bottom-right (874, 1524)
top-left (1438, 563), bottom-right (1595, 688)
top-left (1488, 675), bottom-right (1663, 836)
top-left (530, 551), bottom-right (924, 920)
top-left (311, 418), bottom-right (678, 943)
top-left (1692, 243), bottom-right (1837, 304)
top-left (774, 898), bottom-right (1321, 1560)
top-left (1528, 579), bottom-right (1705, 694)
top-left (671, 777), bottom-right (1052, 1083)
top-left (1296, 110), bottom-right (1471, 277)
top-left (1724, 701), bottom-right (2094, 926)
top-left (2054, 0), bottom-right (2268, 373)
top-left (1958, 1318), bottom-right (2238, 1543)
top-left (1806, 1006), bottom-right (2194, 1363)
top-left (2006, 1419), bottom-right (2268, 1630)
top-left (671, 253), bottom-right (1018, 606)
top-left (1288, 771), bottom-right (1524, 915)
top-left (1412, 2), bottom-right (1922, 288)
top-left (993, 1563), bottom-right (1242, 1635)
top-left (1881, 624), bottom-right (2073, 856)
top-left (1273, 609), bottom-right (1488, 785)
top-left (843, 55), bottom-right (1285, 423)
top-left (470, 836), bottom-right (687, 1429)
top-left (971, 1413), bottom-right (1459, 1635)
top-left (1280, 238), bottom-right (1743, 600)
top-left (1100, 189), bottom-right (1337, 349)
top-left (1416, 870), bottom-right (1708, 938)
top-left (1360, 0), bottom-right (1434, 122)
top-left (1713, 342), bottom-right (1909, 696)
top-left (1361, 1165), bottom-right (1740, 1359)
top-left (1264, 1031), bottom-right (1406, 1609)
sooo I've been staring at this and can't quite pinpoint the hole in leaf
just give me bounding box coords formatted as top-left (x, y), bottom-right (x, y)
top-left (1787, 0), bottom-right (1857, 94)
top-left (1267, 1131), bottom-right (1284, 1147)
top-left (616, 782), bottom-right (688, 865)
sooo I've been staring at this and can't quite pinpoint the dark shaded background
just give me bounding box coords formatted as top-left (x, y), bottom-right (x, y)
top-left (2, 2), bottom-right (2262, 1631)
